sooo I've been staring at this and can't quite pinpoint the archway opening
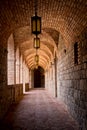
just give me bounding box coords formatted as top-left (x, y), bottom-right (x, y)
top-left (34, 66), bottom-right (45, 88)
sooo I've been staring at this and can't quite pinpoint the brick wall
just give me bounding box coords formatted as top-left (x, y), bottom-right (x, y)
top-left (57, 28), bottom-right (87, 130)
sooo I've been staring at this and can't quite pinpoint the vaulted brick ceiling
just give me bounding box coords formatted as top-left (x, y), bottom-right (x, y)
top-left (0, 0), bottom-right (86, 69)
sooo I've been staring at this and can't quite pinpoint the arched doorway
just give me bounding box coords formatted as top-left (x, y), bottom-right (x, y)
top-left (34, 66), bottom-right (45, 88)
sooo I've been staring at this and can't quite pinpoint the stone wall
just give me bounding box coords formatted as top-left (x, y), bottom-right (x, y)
top-left (25, 83), bottom-right (29, 92)
top-left (45, 66), bottom-right (56, 97)
top-left (0, 43), bottom-right (8, 120)
top-left (57, 28), bottom-right (87, 130)
top-left (0, 83), bottom-right (23, 120)
top-left (0, 35), bottom-right (24, 120)
top-left (7, 34), bottom-right (15, 85)
top-left (14, 84), bottom-right (23, 101)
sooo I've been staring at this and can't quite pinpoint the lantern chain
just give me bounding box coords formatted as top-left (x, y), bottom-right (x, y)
top-left (34, 0), bottom-right (38, 15)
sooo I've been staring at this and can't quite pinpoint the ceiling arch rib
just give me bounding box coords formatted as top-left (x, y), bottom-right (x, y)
top-left (26, 54), bottom-right (49, 65)
top-left (26, 52), bottom-right (48, 60)
top-left (30, 64), bottom-right (45, 70)
top-left (26, 54), bottom-right (50, 69)
top-left (28, 59), bottom-right (46, 68)
top-left (27, 57), bottom-right (49, 69)
top-left (37, 49), bottom-right (51, 59)
top-left (25, 49), bottom-right (51, 62)
top-left (23, 43), bottom-right (53, 59)
top-left (28, 61), bottom-right (46, 70)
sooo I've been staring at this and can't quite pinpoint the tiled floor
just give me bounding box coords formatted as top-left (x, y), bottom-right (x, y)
top-left (0, 89), bottom-right (79, 130)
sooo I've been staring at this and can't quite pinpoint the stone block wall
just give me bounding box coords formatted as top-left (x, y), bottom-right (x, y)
top-left (0, 34), bottom-right (24, 120)
top-left (14, 84), bottom-right (23, 101)
top-left (16, 47), bottom-right (20, 84)
top-left (0, 84), bottom-right (23, 120)
top-left (25, 83), bottom-right (29, 92)
top-left (0, 44), bottom-right (10, 120)
top-left (57, 28), bottom-right (87, 130)
top-left (45, 66), bottom-right (56, 97)
top-left (7, 34), bottom-right (15, 85)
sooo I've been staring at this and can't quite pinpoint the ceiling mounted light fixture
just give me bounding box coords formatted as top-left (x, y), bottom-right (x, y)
top-left (31, 14), bottom-right (41, 35)
top-left (31, 0), bottom-right (41, 69)
top-left (35, 54), bottom-right (39, 62)
top-left (35, 63), bottom-right (38, 69)
top-left (31, 0), bottom-right (41, 36)
top-left (34, 36), bottom-right (40, 49)
top-left (34, 49), bottom-right (39, 69)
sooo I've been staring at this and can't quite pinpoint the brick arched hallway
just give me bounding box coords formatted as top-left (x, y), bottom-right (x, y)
top-left (0, 89), bottom-right (79, 130)
top-left (0, 0), bottom-right (87, 130)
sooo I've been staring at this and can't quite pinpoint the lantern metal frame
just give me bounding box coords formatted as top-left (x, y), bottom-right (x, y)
top-left (31, 13), bottom-right (41, 35)
top-left (35, 54), bottom-right (39, 62)
top-left (35, 64), bottom-right (38, 69)
top-left (35, 61), bottom-right (38, 69)
top-left (34, 36), bottom-right (40, 49)
top-left (31, 0), bottom-right (41, 35)
top-left (31, 0), bottom-right (41, 69)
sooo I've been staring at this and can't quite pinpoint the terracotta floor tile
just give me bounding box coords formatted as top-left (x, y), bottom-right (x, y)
top-left (0, 89), bottom-right (79, 130)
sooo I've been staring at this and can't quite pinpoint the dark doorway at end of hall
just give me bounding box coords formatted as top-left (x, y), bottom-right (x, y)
top-left (34, 66), bottom-right (45, 88)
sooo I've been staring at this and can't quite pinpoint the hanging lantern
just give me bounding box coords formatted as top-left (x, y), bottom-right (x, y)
top-left (31, 14), bottom-right (41, 35)
top-left (35, 54), bottom-right (39, 62)
top-left (34, 37), bottom-right (40, 49)
top-left (36, 64), bottom-right (38, 69)
top-left (35, 62), bottom-right (38, 69)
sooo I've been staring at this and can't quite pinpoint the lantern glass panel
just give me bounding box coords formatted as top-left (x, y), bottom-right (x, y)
top-left (32, 20), bottom-right (36, 32)
top-left (36, 64), bottom-right (38, 69)
top-left (35, 62), bottom-right (38, 69)
top-left (35, 54), bottom-right (39, 62)
top-left (34, 37), bottom-right (40, 49)
top-left (37, 17), bottom-right (41, 32)
top-left (31, 16), bottom-right (41, 35)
